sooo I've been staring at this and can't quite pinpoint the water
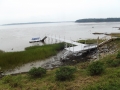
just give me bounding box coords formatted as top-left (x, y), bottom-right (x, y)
top-left (1, 22), bottom-right (120, 75)
top-left (0, 22), bottom-right (120, 52)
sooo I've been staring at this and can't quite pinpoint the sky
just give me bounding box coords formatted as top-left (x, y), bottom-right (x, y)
top-left (0, 0), bottom-right (120, 24)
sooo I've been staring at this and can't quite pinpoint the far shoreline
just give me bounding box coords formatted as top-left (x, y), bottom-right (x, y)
top-left (75, 18), bottom-right (120, 23)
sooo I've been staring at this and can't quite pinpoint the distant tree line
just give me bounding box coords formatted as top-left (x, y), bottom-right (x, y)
top-left (75, 18), bottom-right (120, 23)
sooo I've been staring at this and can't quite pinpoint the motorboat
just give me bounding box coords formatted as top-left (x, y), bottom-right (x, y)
top-left (29, 37), bottom-right (41, 43)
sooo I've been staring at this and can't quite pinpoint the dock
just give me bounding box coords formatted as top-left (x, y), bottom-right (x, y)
top-left (47, 35), bottom-right (97, 52)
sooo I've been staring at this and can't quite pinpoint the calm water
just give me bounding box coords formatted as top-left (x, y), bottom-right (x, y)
top-left (0, 22), bottom-right (120, 52)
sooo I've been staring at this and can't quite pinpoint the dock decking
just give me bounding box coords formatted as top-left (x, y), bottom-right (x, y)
top-left (47, 35), bottom-right (97, 52)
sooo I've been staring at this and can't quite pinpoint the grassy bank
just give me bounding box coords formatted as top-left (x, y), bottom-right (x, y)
top-left (0, 52), bottom-right (120, 90)
top-left (0, 43), bottom-right (64, 71)
top-left (0, 39), bottom-right (120, 90)
top-left (78, 33), bottom-right (120, 44)
top-left (78, 39), bottom-right (104, 44)
top-left (108, 33), bottom-right (120, 38)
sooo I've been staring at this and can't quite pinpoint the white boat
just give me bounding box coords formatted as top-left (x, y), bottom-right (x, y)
top-left (29, 37), bottom-right (41, 43)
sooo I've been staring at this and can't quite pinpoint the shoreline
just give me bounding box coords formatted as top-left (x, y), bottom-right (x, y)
top-left (1, 37), bottom-right (120, 75)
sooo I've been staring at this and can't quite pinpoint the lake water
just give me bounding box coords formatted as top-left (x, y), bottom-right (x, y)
top-left (0, 22), bottom-right (120, 52)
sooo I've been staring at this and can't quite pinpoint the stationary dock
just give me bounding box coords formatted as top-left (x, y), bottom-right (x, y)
top-left (47, 35), bottom-right (97, 52)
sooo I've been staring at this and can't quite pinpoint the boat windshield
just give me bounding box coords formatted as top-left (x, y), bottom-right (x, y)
top-left (32, 37), bottom-right (40, 40)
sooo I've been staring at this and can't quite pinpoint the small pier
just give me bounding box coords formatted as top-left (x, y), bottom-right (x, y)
top-left (47, 35), bottom-right (97, 52)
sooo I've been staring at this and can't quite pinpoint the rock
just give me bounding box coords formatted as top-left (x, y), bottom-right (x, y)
top-left (30, 64), bottom-right (33, 66)
top-left (0, 71), bottom-right (3, 78)
top-left (92, 56), bottom-right (97, 59)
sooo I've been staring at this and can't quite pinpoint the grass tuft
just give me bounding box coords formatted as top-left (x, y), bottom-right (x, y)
top-left (0, 43), bottom-right (64, 71)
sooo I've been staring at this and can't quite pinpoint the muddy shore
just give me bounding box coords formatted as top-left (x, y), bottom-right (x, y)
top-left (1, 38), bottom-right (119, 76)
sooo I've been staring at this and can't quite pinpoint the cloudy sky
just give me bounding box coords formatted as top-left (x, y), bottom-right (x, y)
top-left (0, 0), bottom-right (120, 24)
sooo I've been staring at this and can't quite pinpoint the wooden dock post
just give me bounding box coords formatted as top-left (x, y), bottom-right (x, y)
top-left (72, 41), bottom-right (74, 52)
top-left (48, 34), bottom-right (50, 43)
top-left (70, 37), bottom-right (74, 52)
top-left (64, 36), bottom-right (65, 48)
top-left (85, 39), bottom-right (86, 44)
top-left (51, 35), bottom-right (53, 44)
top-left (97, 36), bottom-right (100, 60)
top-left (69, 37), bottom-right (71, 51)
top-left (59, 35), bottom-right (60, 43)
top-left (55, 35), bottom-right (56, 43)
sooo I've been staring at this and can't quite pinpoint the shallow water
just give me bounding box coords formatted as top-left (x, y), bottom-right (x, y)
top-left (0, 22), bottom-right (119, 52)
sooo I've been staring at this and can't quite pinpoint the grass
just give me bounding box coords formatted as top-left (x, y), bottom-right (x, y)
top-left (78, 36), bottom-right (120, 45)
top-left (0, 43), bottom-right (64, 71)
top-left (0, 50), bottom-right (4, 53)
top-left (108, 33), bottom-right (120, 38)
top-left (78, 39), bottom-right (104, 44)
top-left (110, 38), bottom-right (120, 48)
top-left (0, 52), bottom-right (120, 90)
top-left (0, 39), bottom-right (120, 90)
top-left (0, 65), bottom-right (95, 90)
top-left (84, 67), bottom-right (120, 90)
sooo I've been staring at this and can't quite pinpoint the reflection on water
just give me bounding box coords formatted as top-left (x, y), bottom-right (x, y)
top-left (0, 22), bottom-right (120, 52)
